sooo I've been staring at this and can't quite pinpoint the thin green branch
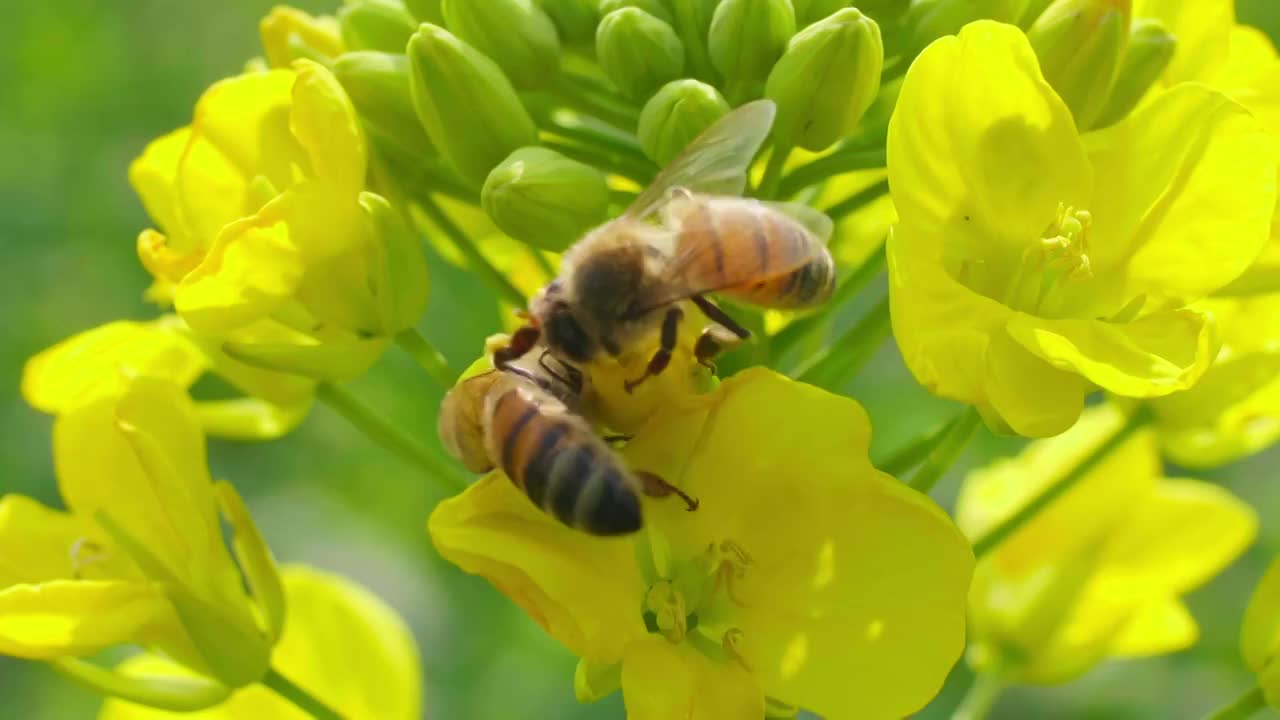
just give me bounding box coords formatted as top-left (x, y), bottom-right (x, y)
top-left (777, 147), bottom-right (887, 198)
top-left (971, 407), bottom-right (1153, 557)
top-left (756, 142), bottom-right (793, 199)
top-left (907, 406), bottom-right (982, 494)
top-left (416, 197), bottom-right (527, 308)
top-left (794, 294), bottom-right (891, 390)
top-left (553, 74), bottom-right (639, 130)
top-left (316, 383), bottom-right (467, 494)
top-left (538, 114), bottom-right (652, 166)
top-left (541, 137), bottom-right (655, 186)
top-left (769, 242), bottom-right (886, 365)
top-left (262, 667), bottom-right (343, 720)
top-left (1201, 686), bottom-right (1267, 720)
top-left (951, 672), bottom-right (1007, 720)
top-left (876, 413), bottom-right (965, 478)
top-left (823, 178), bottom-right (891, 221)
top-left (395, 328), bottom-right (459, 388)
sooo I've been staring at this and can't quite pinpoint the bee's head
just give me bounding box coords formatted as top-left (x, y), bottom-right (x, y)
top-left (532, 281), bottom-right (597, 362)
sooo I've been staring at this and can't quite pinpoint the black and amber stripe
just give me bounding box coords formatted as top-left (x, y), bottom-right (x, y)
top-left (486, 386), bottom-right (643, 535)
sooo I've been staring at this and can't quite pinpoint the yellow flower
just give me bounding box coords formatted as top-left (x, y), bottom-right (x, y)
top-left (0, 376), bottom-right (283, 692)
top-left (1151, 294), bottom-right (1280, 468)
top-left (131, 60), bottom-right (428, 383)
top-left (259, 6), bottom-right (344, 69)
top-left (887, 20), bottom-right (1276, 437)
top-left (958, 404), bottom-right (1257, 684)
top-left (98, 566), bottom-right (422, 720)
top-left (22, 317), bottom-right (313, 441)
top-left (430, 368), bottom-right (974, 719)
top-left (1243, 555), bottom-right (1280, 708)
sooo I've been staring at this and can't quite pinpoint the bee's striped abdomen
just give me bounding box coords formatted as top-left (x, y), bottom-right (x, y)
top-left (486, 386), bottom-right (642, 536)
top-left (727, 248), bottom-right (836, 309)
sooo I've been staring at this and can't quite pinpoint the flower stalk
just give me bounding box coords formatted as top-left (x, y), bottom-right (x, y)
top-left (907, 405), bottom-right (982, 493)
top-left (1201, 686), bottom-right (1266, 720)
top-left (262, 666), bottom-right (344, 720)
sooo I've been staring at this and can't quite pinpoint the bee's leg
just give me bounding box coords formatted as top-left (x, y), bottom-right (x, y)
top-left (493, 323), bottom-right (540, 369)
top-left (694, 324), bottom-right (746, 371)
top-left (690, 295), bottom-right (751, 340)
top-left (635, 471), bottom-right (699, 511)
top-left (624, 306), bottom-right (683, 393)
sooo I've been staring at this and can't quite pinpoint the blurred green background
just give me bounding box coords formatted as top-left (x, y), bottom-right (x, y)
top-left (2, 2), bottom-right (1279, 718)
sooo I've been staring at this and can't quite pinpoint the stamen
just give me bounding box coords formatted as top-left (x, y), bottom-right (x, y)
top-left (70, 538), bottom-right (107, 579)
top-left (644, 580), bottom-right (688, 643)
top-left (722, 628), bottom-right (752, 671)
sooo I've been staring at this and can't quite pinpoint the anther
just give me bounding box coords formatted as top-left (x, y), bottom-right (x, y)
top-left (722, 628), bottom-right (752, 672)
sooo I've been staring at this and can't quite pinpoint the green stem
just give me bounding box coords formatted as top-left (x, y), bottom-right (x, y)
top-left (777, 147), bottom-right (887, 198)
top-left (394, 328), bottom-right (458, 388)
top-left (542, 137), bottom-right (654, 185)
top-left (971, 407), bottom-right (1153, 557)
top-left (417, 197), bottom-right (527, 308)
top-left (907, 406), bottom-right (982, 493)
top-left (769, 242), bottom-right (886, 365)
top-left (951, 672), bottom-right (1007, 720)
top-left (49, 657), bottom-right (231, 713)
top-left (823, 178), bottom-right (891, 221)
top-left (554, 75), bottom-right (638, 130)
top-left (316, 383), bottom-right (467, 494)
top-left (261, 667), bottom-right (343, 720)
top-left (876, 414), bottom-right (964, 478)
top-left (756, 142), bottom-right (793, 199)
top-left (1202, 686), bottom-right (1267, 720)
top-left (538, 115), bottom-right (652, 166)
top-left (794, 295), bottom-right (891, 390)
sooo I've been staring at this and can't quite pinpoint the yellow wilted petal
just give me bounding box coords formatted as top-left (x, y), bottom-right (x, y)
top-left (1084, 84), bottom-right (1276, 308)
top-left (99, 566), bottom-right (421, 720)
top-left (1006, 308), bottom-right (1218, 398)
top-left (1109, 597), bottom-right (1198, 657)
top-left (429, 473), bottom-right (646, 664)
top-left (623, 369), bottom-right (974, 719)
top-left (176, 208), bottom-right (305, 335)
top-left (0, 580), bottom-right (170, 659)
top-left (260, 7), bottom-right (344, 69)
top-left (129, 127), bottom-right (193, 242)
top-left (22, 319), bottom-right (206, 415)
top-left (887, 20), bottom-right (1090, 261)
top-left (290, 60), bottom-right (367, 196)
top-left (621, 635), bottom-right (763, 720)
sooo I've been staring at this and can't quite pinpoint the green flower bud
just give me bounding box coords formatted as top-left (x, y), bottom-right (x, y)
top-left (408, 24), bottom-right (538, 186)
top-left (482, 147), bottom-right (610, 251)
top-left (361, 192), bottom-right (431, 334)
top-left (403, 0), bottom-right (445, 23)
top-left (1028, 0), bottom-right (1130, 130)
top-left (596, 9), bottom-right (686, 100)
top-left (534, 0), bottom-right (602, 44)
top-left (1019, 0), bottom-right (1054, 26)
top-left (335, 51), bottom-right (436, 160)
top-left (903, 0), bottom-right (1028, 57)
top-left (442, 0), bottom-right (561, 89)
top-left (765, 8), bottom-right (882, 152)
top-left (669, 0), bottom-right (721, 82)
top-left (637, 79), bottom-right (731, 165)
top-left (600, 0), bottom-right (673, 25)
top-left (338, 0), bottom-right (417, 52)
top-left (1094, 18), bottom-right (1176, 128)
top-left (708, 0), bottom-right (796, 102)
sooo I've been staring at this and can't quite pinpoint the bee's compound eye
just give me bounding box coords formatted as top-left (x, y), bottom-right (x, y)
top-left (546, 307), bottom-right (595, 362)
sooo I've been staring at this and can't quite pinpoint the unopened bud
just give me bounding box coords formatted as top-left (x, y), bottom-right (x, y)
top-left (596, 9), bottom-right (686, 100)
top-left (903, 0), bottom-right (1028, 57)
top-left (360, 192), bottom-right (430, 334)
top-left (482, 147), bottom-right (610, 251)
top-left (600, 0), bottom-right (674, 25)
top-left (708, 0), bottom-right (796, 101)
top-left (259, 7), bottom-right (344, 68)
top-left (1028, 0), bottom-right (1131, 129)
top-left (442, 0), bottom-right (561, 89)
top-left (338, 0), bottom-right (417, 53)
top-left (669, 0), bottom-right (721, 82)
top-left (638, 79), bottom-right (731, 165)
top-left (535, 0), bottom-right (602, 44)
top-left (403, 0), bottom-right (445, 24)
top-left (1094, 18), bottom-right (1176, 128)
top-left (335, 51), bottom-right (436, 160)
top-left (766, 8), bottom-right (882, 151)
top-left (408, 24), bottom-right (538, 186)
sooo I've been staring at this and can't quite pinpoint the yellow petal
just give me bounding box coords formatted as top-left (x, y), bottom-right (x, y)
top-left (983, 325), bottom-right (1089, 437)
top-left (1084, 84), bottom-right (1276, 308)
top-left (1006, 308), bottom-right (1219, 398)
top-left (1132, 0), bottom-right (1234, 84)
top-left (0, 580), bottom-right (170, 659)
top-left (175, 70), bottom-right (298, 253)
top-left (624, 368), bottom-right (974, 719)
top-left (1110, 597), bottom-right (1198, 657)
top-left (0, 495), bottom-right (119, 587)
top-left (428, 473), bottom-right (646, 664)
top-left (194, 397), bottom-right (312, 441)
top-left (222, 336), bottom-right (388, 382)
top-left (260, 7), bottom-right (344, 69)
top-left (99, 566), bottom-right (421, 720)
top-left (175, 204), bottom-right (305, 335)
top-left (22, 319), bottom-right (206, 415)
top-left (189, 318), bottom-right (318, 408)
top-left (290, 60), bottom-right (367, 197)
top-left (129, 127), bottom-right (193, 241)
top-left (1243, 556), bottom-right (1280, 673)
top-left (621, 635), bottom-right (763, 720)
top-left (887, 20), bottom-right (1090, 262)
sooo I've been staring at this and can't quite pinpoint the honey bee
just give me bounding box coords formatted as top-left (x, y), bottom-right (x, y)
top-left (493, 100), bottom-right (836, 391)
top-left (438, 349), bottom-right (696, 535)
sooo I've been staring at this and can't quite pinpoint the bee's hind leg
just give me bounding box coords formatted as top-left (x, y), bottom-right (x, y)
top-left (636, 471), bottom-right (699, 511)
top-left (694, 325), bottom-right (747, 371)
top-left (624, 306), bottom-right (683, 393)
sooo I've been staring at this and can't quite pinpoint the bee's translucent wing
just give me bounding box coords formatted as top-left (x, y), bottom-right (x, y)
top-left (761, 201), bottom-right (834, 244)
top-left (624, 100), bottom-right (777, 221)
